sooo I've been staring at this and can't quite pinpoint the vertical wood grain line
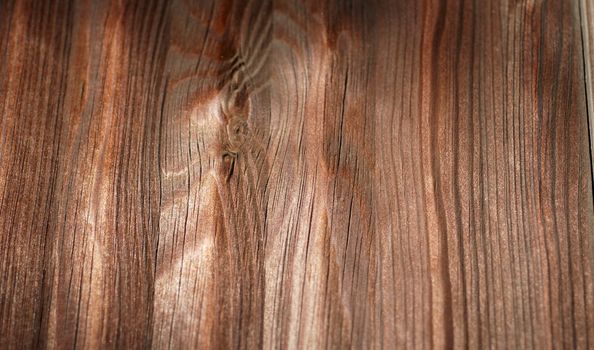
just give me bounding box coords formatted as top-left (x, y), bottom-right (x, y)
top-left (580, 0), bottom-right (594, 197)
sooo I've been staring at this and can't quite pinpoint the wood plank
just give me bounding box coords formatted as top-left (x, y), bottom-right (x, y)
top-left (0, 1), bottom-right (165, 348)
top-left (0, 0), bottom-right (592, 349)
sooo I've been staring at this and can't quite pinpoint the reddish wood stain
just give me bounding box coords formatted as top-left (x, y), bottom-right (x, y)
top-left (0, 0), bottom-right (593, 348)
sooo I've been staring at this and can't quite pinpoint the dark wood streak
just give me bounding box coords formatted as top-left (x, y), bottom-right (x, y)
top-left (580, 0), bottom-right (594, 189)
top-left (0, 0), bottom-right (593, 349)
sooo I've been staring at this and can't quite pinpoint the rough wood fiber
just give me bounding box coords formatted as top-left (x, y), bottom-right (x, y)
top-left (0, 0), bottom-right (593, 349)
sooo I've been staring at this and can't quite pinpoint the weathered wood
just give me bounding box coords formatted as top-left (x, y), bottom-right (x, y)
top-left (0, 0), bottom-right (593, 349)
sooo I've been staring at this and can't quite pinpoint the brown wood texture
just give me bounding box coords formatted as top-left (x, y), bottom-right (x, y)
top-left (582, 0), bottom-right (594, 165)
top-left (1, 0), bottom-right (593, 349)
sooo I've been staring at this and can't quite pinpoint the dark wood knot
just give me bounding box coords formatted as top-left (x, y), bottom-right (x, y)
top-left (222, 151), bottom-right (237, 182)
top-left (226, 116), bottom-right (248, 152)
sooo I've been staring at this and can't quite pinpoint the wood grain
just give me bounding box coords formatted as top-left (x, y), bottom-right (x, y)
top-left (0, 0), bottom-right (593, 349)
top-left (582, 0), bottom-right (594, 172)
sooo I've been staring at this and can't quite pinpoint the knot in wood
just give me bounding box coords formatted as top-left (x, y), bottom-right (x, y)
top-left (221, 151), bottom-right (237, 181)
top-left (226, 116), bottom-right (248, 152)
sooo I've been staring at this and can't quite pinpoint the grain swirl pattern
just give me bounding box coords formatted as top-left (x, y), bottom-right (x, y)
top-left (0, 0), bottom-right (592, 349)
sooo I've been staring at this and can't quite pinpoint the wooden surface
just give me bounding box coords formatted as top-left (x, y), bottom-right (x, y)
top-left (0, 0), bottom-right (593, 349)
top-left (582, 0), bottom-right (594, 167)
